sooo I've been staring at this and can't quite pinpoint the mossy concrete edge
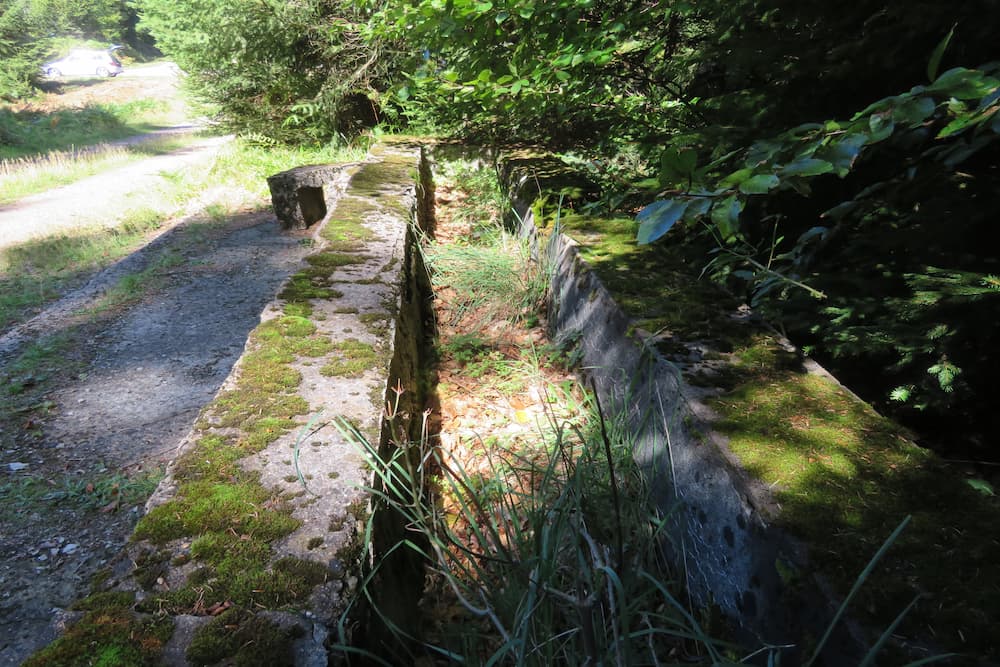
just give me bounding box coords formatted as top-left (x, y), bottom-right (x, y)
top-left (501, 152), bottom-right (866, 659)
top-left (28, 143), bottom-right (428, 666)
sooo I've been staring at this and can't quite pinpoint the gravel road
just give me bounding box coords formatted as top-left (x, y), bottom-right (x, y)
top-left (0, 134), bottom-right (231, 251)
top-left (0, 67), bottom-right (317, 664)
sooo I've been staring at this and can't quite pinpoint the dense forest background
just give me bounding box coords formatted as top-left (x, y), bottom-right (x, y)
top-left (5, 0), bottom-right (1000, 462)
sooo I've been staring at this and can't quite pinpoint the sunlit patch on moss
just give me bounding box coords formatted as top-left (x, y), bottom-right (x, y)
top-left (561, 214), bottom-right (745, 347)
top-left (322, 198), bottom-right (377, 251)
top-left (710, 339), bottom-right (1000, 654)
top-left (278, 271), bottom-right (343, 310)
top-left (134, 479), bottom-right (298, 546)
top-left (321, 338), bottom-right (380, 377)
top-left (306, 251), bottom-right (367, 271)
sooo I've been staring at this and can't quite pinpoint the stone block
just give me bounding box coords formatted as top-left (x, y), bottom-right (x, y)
top-left (267, 164), bottom-right (351, 230)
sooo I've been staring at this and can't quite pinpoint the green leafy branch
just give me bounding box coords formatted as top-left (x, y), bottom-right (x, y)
top-left (635, 64), bottom-right (1000, 300)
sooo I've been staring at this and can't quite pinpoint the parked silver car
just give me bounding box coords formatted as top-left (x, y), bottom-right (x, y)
top-left (42, 50), bottom-right (124, 78)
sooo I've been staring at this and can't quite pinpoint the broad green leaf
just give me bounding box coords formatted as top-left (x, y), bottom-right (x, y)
top-left (636, 199), bottom-right (690, 245)
top-left (660, 148), bottom-right (698, 183)
top-left (927, 25), bottom-right (955, 82)
top-left (852, 96), bottom-right (895, 121)
top-left (780, 158), bottom-right (834, 177)
top-left (892, 96), bottom-right (936, 125)
top-left (938, 113), bottom-right (979, 138)
top-left (822, 133), bottom-right (868, 176)
top-left (966, 478), bottom-right (995, 496)
top-left (868, 113), bottom-right (895, 143)
top-left (739, 173), bottom-right (780, 194)
top-left (979, 88), bottom-right (1000, 110)
top-left (721, 167), bottom-right (753, 187)
top-left (747, 139), bottom-right (784, 166)
top-left (927, 67), bottom-right (1000, 100)
top-left (684, 197), bottom-right (713, 220)
top-left (710, 195), bottom-right (743, 240)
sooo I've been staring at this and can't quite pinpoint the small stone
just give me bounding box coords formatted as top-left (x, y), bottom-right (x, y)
top-left (7, 462), bottom-right (28, 472)
top-left (62, 544), bottom-right (79, 554)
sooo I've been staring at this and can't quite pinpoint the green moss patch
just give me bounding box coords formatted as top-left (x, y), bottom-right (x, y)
top-left (305, 251), bottom-right (367, 271)
top-left (135, 480), bottom-right (298, 546)
top-left (350, 155), bottom-right (418, 199)
top-left (23, 608), bottom-right (172, 667)
top-left (320, 338), bottom-right (380, 377)
top-left (71, 590), bottom-right (137, 612)
top-left (322, 197), bottom-right (378, 251)
top-left (560, 214), bottom-right (745, 349)
top-left (711, 346), bottom-right (1000, 656)
top-left (186, 607), bottom-right (302, 666)
top-left (279, 273), bottom-right (342, 303)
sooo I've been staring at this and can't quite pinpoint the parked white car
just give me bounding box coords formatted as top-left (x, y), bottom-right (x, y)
top-left (42, 50), bottom-right (124, 79)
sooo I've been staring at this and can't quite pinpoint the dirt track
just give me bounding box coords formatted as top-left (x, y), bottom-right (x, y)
top-left (0, 67), bottom-right (314, 665)
top-left (0, 208), bottom-right (314, 664)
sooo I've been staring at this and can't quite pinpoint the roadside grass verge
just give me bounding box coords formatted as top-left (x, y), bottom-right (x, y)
top-left (0, 468), bottom-right (164, 519)
top-left (0, 139), bottom-right (364, 333)
top-left (0, 99), bottom-right (180, 161)
top-left (0, 134), bottom-right (202, 205)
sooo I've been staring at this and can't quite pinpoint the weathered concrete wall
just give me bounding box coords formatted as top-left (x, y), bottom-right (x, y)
top-left (37, 143), bottom-right (431, 666)
top-left (267, 164), bottom-right (354, 230)
top-left (501, 153), bottom-right (862, 660)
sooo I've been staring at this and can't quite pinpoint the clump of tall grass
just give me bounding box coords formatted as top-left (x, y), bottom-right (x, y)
top-left (422, 158), bottom-right (548, 327)
top-left (424, 236), bottom-right (548, 326)
top-left (0, 136), bottom-right (196, 204)
top-left (337, 388), bottom-right (733, 665)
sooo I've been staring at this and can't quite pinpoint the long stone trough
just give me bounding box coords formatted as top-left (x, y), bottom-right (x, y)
top-left (37, 141), bottom-right (871, 664)
top-left (32, 141), bottom-right (432, 665)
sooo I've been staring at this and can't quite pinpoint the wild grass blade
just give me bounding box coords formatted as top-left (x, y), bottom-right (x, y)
top-left (858, 594), bottom-right (922, 667)
top-left (805, 514), bottom-right (912, 667)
